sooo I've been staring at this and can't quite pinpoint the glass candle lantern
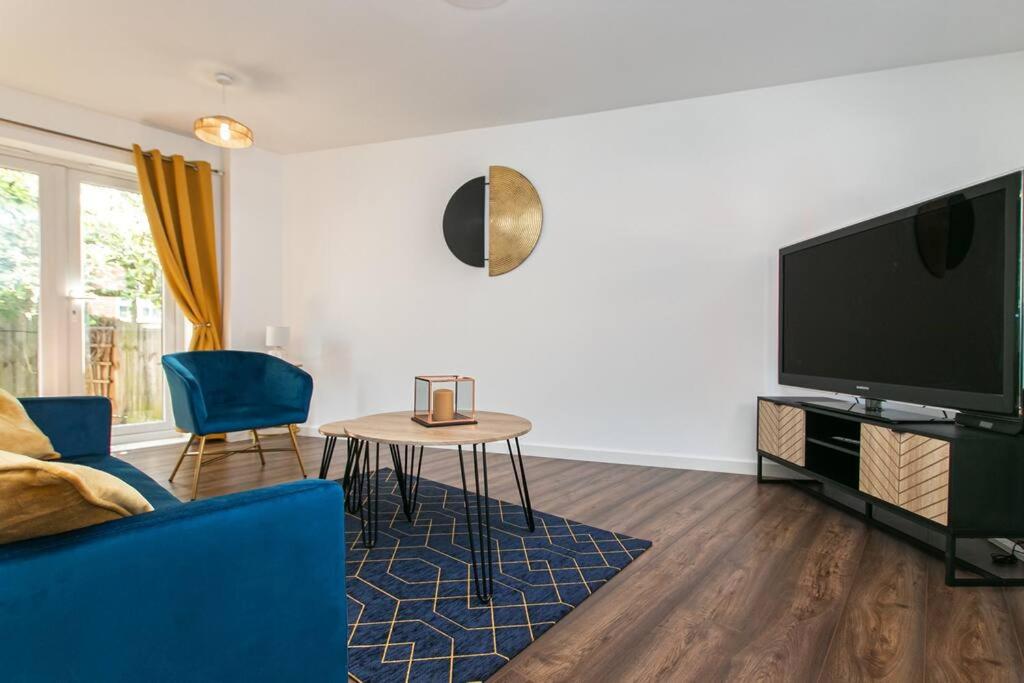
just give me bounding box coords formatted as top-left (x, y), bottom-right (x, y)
top-left (413, 375), bottom-right (477, 427)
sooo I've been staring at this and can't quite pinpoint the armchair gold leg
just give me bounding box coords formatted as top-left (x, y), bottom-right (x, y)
top-left (251, 430), bottom-right (267, 466)
top-left (190, 436), bottom-right (207, 501)
top-left (288, 424), bottom-right (308, 479)
top-left (169, 434), bottom-right (195, 482)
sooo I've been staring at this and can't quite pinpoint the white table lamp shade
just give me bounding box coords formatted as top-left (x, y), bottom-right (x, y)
top-left (266, 326), bottom-right (290, 348)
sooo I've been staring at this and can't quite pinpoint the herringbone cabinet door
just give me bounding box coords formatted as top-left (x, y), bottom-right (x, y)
top-left (777, 406), bottom-right (805, 466)
top-left (858, 424), bottom-right (950, 525)
top-left (757, 400), bottom-right (779, 456)
top-left (859, 423), bottom-right (901, 506)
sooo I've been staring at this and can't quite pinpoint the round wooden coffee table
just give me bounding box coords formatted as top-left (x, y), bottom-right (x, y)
top-left (318, 410), bottom-right (534, 603)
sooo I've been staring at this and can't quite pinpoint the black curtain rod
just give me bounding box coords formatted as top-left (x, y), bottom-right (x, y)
top-left (0, 116), bottom-right (224, 175)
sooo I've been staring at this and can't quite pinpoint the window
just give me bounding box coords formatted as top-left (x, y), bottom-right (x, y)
top-left (0, 152), bottom-right (187, 441)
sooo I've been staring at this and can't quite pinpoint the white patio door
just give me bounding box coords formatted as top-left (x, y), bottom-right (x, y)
top-left (0, 152), bottom-right (185, 441)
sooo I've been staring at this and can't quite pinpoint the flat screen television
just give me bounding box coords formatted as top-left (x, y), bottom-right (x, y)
top-left (779, 172), bottom-right (1022, 420)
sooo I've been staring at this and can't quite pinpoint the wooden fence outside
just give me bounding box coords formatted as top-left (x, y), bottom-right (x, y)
top-left (0, 316), bottom-right (39, 397)
top-left (0, 317), bottom-right (163, 423)
top-left (86, 321), bottom-right (164, 424)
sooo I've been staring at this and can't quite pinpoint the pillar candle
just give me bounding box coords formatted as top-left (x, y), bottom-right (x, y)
top-left (432, 388), bottom-right (455, 421)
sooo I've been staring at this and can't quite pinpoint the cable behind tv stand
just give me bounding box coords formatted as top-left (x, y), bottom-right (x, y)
top-left (799, 398), bottom-right (951, 424)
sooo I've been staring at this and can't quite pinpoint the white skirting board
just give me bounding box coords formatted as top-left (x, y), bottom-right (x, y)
top-left (294, 425), bottom-right (792, 477)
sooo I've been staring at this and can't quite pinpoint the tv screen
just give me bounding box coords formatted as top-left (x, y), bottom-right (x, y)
top-left (779, 173), bottom-right (1021, 415)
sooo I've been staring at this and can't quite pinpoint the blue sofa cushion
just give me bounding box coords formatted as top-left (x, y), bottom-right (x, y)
top-left (18, 397), bottom-right (179, 509)
top-left (68, 454), bottom-right (181, 510)
top-left (18, 396), bottom-right (111, 460)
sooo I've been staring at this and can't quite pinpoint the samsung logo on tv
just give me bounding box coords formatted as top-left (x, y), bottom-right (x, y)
top-left (856, 385), bottom-right (870, 391)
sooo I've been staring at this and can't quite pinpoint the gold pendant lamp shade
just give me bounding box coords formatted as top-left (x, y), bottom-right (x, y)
top-left (194, 73), bottom-right (253, 149)
top-left (193, 116), bottom-right (253, 149)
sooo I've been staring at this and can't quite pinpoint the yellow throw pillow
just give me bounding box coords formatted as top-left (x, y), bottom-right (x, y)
top-left (0, 450), bottom-right (153, 545)
top-left (0, 388), bottom-right (60, 460)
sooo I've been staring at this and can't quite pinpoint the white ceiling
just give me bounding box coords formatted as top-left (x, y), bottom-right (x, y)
top-left (2, 1), bottom-right (1023, 153)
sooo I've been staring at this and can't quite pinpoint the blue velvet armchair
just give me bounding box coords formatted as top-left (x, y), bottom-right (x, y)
top-left (162, 351), bottom-right (313, 500)
top-left (0, 396), bottom-right (348, 682)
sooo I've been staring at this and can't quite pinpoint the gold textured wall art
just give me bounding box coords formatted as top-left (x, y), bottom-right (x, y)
top-left (442, 166), bottom-right (543, 276)
top-left (487, 166), bottom-right (543, 276)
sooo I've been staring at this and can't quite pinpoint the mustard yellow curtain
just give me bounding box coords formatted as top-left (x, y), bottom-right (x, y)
top-left (132, 145), bottom-right (223, 351)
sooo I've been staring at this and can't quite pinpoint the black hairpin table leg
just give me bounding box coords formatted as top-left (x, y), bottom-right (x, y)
top-left (458, 443), bottom-right (494, 603)
top-left (344, 438), bottom-right (363, 514)
top-left (507, 437), bottom-right (535, 532)
top-left (354, 440), bottom-right (380, 548)
top-left (319, 435), bottom-right (363, 514)
top-left (318, 435), bottom-right (336, 479)
top-left (390, 444), bottom-right (423, 523)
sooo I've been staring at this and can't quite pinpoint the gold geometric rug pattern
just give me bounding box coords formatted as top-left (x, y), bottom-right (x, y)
top-left (343, 469), bottom-right (651, 682)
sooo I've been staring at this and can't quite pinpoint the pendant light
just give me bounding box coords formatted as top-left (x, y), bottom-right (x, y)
top-left (194, 73), bottom-right (254, 149)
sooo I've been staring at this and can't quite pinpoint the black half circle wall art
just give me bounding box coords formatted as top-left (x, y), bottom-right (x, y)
top-left (443, 176), bottom-right (486, 268)
top-left (442, 166), bottom-right (542, 276)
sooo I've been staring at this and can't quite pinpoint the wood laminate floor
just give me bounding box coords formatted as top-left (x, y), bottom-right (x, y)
top-left (122, 435), bottom-right (1024, 682)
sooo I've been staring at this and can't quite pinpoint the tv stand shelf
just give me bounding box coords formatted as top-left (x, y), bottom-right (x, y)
top-left (805, 436), bottom-right (859, 458)
top-left (757, 396), bottom-right (1024, 587)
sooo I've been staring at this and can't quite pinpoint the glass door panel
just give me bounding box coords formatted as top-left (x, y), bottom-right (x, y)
top-left (78, 181), bottom-right (165, 426)
top-left (0, 167), bottom-right (41, 396)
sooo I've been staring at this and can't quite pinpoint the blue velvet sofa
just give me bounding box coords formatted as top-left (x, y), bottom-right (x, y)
top-left (0, 396), bottom-right (348, 682)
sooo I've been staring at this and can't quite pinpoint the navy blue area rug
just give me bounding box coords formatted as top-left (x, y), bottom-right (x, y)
top-left (343, 468), bottom-right (651, 682)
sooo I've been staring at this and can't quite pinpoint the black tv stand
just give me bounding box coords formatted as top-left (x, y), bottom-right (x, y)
top-left (799, 398), bottom-right (951, 424)
top-left (758, 396), bottom-right (1024, 587)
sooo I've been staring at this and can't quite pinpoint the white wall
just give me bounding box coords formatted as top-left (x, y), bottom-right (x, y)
top-left (282, 52), bottom-right (1024, 473)
top-left (223, 147), bottom-right (285, 351)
